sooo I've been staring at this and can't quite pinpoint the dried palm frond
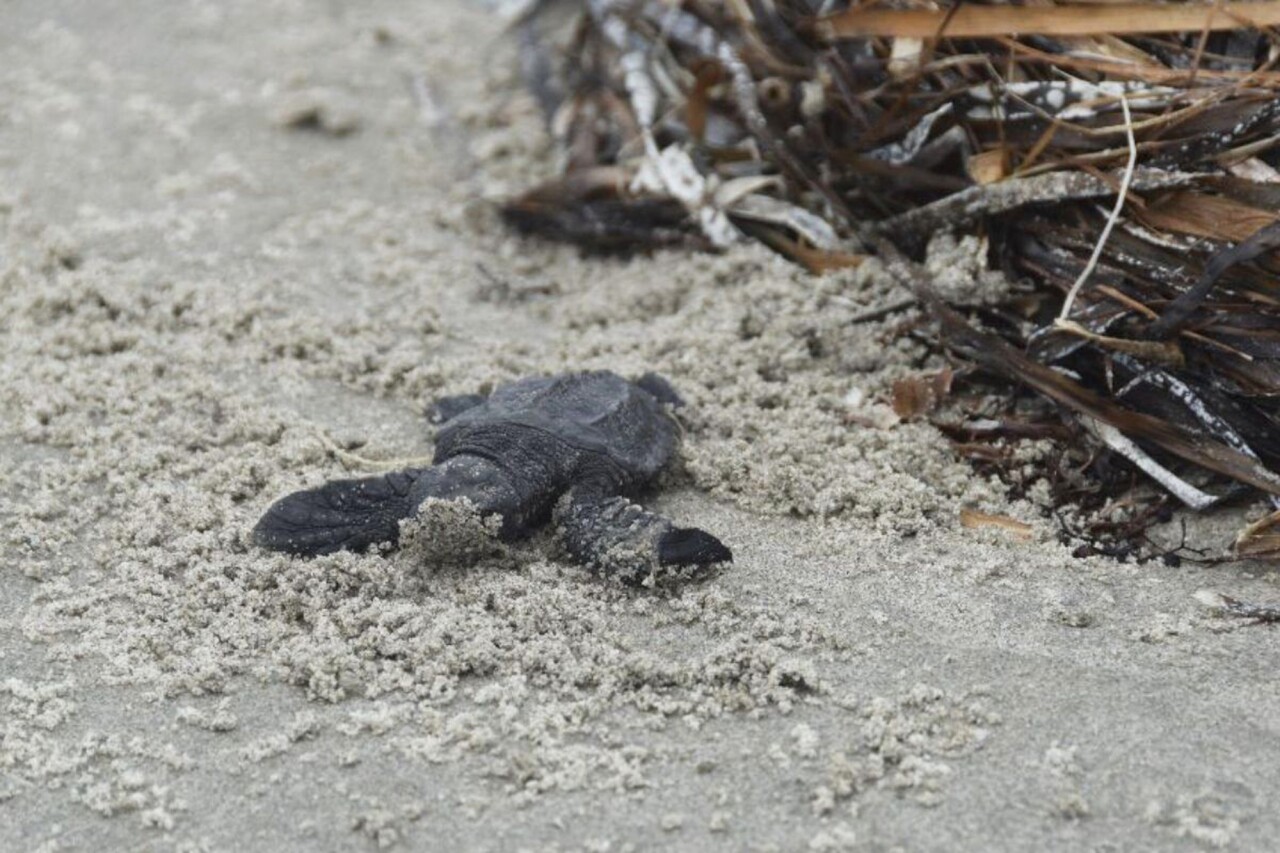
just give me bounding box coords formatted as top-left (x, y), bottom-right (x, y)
top-left (502, 0), bottom-right (1280, 558)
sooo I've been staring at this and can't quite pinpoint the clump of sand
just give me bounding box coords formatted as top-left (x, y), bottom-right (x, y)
top-left (399, 496), bottom-right (509, 570)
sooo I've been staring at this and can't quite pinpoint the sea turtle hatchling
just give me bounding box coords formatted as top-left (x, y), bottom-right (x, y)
top-left (253, 370), bottom-right (732, 583)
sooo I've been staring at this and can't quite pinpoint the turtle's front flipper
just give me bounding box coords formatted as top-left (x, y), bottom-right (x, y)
top-left (428, 393), bottom-right (488, 425)
top-left (554, 488), bottom-right (731, 584)
top-left (253, 469), bottom-right (425, 556)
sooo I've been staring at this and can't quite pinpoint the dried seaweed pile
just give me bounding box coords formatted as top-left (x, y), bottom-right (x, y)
top-left (503, 0), bottom-right (1280, 558)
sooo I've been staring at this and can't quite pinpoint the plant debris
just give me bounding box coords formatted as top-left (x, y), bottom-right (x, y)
top-left (1233, 507), bottom-right (1280, 559)
top-left (891, 366), bottom-right (953, 420)
top-left (958, 508), bottom-right (1034, 542)
top-left (503, 0), bottom-right (1280, 561)
top-left (1194, 590), bottom-right (1280, 624)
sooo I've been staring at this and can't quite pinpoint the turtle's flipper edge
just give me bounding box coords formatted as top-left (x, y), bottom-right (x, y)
top-left (658, 527), bottom-right (731, 567)
top-left (636, 372), bottom-right (684, 408)
top-left (555, 489), bottom-right (731, 585)
top-left (253, 470), bottom-right (423, 556)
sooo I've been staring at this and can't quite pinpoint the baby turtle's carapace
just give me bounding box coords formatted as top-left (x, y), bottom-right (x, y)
top-left (253, 371), bottom-right (731, 583)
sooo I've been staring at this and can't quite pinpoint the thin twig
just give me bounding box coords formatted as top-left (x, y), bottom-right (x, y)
top-left (848, 296), bottom-right (919, 325)
top-left (1085, 417), bottom-right (1219, 510)
top-left (1188, 0), bottom-right (1228, 87)
top-left (317, 431), bottom-right (434, 472)
top-left (1057, 95), bottom-right (1137, 323)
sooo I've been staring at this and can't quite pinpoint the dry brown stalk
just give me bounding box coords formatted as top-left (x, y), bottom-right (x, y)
top-left (816, 2), bottom-right (1280, 41)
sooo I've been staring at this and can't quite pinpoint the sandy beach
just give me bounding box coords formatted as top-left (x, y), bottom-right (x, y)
top-left (3, 1), bottom-right (1280, 850)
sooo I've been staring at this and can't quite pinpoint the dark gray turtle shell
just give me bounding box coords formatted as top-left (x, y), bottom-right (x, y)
top-left (433, 371), bottom-right (676, 487)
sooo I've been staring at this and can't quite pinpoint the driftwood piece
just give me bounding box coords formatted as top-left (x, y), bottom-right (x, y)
top-left (879, 169), bottom-right (1199, 244)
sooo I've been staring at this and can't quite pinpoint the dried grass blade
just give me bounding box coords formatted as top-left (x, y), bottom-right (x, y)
top-left (1053, 319), bottom-right (1186, 367)
top-left (816, 2), bottom-right (1280, 41)
top-left (959, 509), bottom-right (1035, 541)
top-left (1137, 191), bottom-right (1280, 242)
top-left (1151, 219), bottom-right (1280, 338)
top-left (1234, 509), bottom-right (1280, 558)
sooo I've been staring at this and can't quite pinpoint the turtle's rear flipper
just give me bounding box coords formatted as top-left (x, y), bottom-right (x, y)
top-left (555, 489), bottom-right (731, 584)
top-left (253, 469), bottom-right (424, 556)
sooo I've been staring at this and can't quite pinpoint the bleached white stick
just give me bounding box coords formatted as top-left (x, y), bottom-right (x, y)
top-left (1084, 417), bottom-right (1218, 510)
top-left (1057, 94), bottom-right (1137, 322)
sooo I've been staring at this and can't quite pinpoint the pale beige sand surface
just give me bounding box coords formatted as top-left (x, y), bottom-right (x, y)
top-left (3, 2), bottom-right (1280, 851)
